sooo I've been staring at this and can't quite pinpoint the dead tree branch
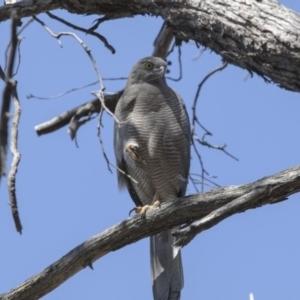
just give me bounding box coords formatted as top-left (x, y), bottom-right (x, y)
top-left (0, 12), bottom-right (19, 178)
top-left (0, 165), bottom-right (299, 300)
top-left (46, 12), bottom-right (115, 54)
top-left (34, 92), bottom-right (121, 136)
top-left (0, 12), bottom-right (23, 233)
top-left (0, 0), bottom-right (300, 92)
top-left (8, 82), bottom-right (22, 234)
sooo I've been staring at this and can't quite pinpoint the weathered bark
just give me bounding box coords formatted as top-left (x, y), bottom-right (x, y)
top-left (1, 0), bottom-right (300, 92)
top-left (0, 165), bottom-right (299, 300)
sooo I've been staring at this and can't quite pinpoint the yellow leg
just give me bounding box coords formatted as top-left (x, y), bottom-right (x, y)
top-left (129, 193), bottom-right (161, 218)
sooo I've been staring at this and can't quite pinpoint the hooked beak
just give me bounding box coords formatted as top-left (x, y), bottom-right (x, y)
top-left (154, 65), bottom-right (165, 76)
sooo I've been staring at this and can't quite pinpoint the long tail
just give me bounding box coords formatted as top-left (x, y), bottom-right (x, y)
top-left (150, 229), bottom-right (184, 300)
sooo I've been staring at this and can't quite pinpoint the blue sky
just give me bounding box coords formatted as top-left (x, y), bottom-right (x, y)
top-left (1, 1), bottom-right (300, 299)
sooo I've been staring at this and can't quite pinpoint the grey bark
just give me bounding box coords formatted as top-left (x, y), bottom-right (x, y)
top-left (0, 165), bottom-right (299, 300)
top-left (1, 0), bottom-right (300, 91)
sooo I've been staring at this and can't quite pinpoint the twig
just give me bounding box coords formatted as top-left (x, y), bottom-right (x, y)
top-left (27, 81), bottom-right (100, 100)
top-left (166, 41), bottom-right (176, 58)
top-left (194, 136), bottom-right (239, 161)
top-left (27, 78), bottom-right (127, 100)
top-left (97, 108), bottom-right (138, 184)
top-left (189, 173), bottom-right (220, 189)
top-left (12, 36), bottom-right (23, 77)
top-left (88, 16), bottom-right (109, 32)
top-left (91, 90), bottom-right (119, 124)
top-left (4, 17), bottom-right (34, 72)
top-left (97, 108), bottom-right (112, 173)
top-left (189, 174), bottom-right (199, 193)
top-left (191, 62), bottom-right (228, 131)
top-left (166, 45), bottom-right (182, 81)
top-left (190, 62), bottom-right (230, 190)
top-left (191, 137), bottom-right (214, 192)
top-left (46, 12), bottom-right (115, 54)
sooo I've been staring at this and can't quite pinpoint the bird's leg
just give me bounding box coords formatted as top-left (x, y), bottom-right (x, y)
top-left (132, 193), bottom-right (161, 219)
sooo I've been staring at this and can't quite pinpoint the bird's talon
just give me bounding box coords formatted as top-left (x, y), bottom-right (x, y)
top-left (152, 200), bottom-right (161, 208)
top-left (129, 206), bottom-right (142, 216)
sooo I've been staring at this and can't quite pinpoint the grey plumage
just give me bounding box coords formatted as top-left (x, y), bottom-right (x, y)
top-left (114, 56), bottom-right (191, 300)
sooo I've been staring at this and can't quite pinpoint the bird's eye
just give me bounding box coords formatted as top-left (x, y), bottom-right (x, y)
top-left (144, 62), bottom-right (153, 69)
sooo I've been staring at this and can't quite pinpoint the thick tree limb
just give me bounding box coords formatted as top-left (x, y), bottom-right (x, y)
top-left (0, 165), bottom-right (299, 300)
top-left (1, 0), bottom-right (300, 92)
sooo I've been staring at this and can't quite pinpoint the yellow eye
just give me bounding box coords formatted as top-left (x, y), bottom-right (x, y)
top-left (144, 62), bottom-right (153, 69)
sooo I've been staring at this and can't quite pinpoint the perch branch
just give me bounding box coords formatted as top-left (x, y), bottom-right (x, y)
top-left (0, 165), bottom-right (300, 300)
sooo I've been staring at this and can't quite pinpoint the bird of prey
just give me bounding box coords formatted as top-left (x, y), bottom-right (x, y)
top-left (114, 56), bottom-right (191, 300)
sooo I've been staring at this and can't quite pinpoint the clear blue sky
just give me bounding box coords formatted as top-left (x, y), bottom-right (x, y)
top-left (1, 1), bottom-right (300, 299)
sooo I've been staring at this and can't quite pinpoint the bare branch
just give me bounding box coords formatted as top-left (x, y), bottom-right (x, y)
top-left (8, 82), bottom-right (22, 234)
top-left (0, 165), bottom-right (299, 300)
top-left (194, 135), bottom-right (239, 162)
top-left (1, 1), bottom-right (300, 91)
top-left (190, 62), bottom-right (229, 190)
top-left (97, 109), bottom-right (112, 173)
top-left (27, 78), bottom-right (127, 100)
top-left (34, 92), bottom-right (122, 136)
top-left (33, 15), bottom-right (118, 129)
top-left (166, 44), bottom-right (182, 82)
top-left (27, 81), bottom-right (101, 100)
top-left (88, 16), bottom-right (109, 32)
top-left (0, 12), bottom-right (23, 232)
top-left (96, 110), bottom-right (138, 184)
top-left (0, 11), bottom-right (19, 178)
top-left (191, 62), bottom-right (228, 132)
top-left (46, 12), bottom-right (115, 54)
top-left (173, 188), bottom-right (265, 247)
top-left (4, 17), bottom-right (33, 72)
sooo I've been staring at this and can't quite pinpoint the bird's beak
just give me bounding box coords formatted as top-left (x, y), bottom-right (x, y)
top-left (154, 65), bottom-right (165, 76)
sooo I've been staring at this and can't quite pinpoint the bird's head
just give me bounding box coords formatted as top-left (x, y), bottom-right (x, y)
top-left (129, 56), bottom-right (167, 84)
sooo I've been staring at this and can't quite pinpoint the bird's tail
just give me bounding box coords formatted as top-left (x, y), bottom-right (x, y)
top-left (150, 229), bottom-right (184, 300)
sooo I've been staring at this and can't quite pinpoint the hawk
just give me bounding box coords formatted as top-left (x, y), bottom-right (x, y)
top-left (114, 56), bottom-right (191, 300)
